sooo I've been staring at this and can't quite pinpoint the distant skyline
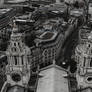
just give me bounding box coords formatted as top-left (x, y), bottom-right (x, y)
top-left (0, 0), bottom-right (64, 4)
top-left (4, 0), bottom-right (27, 3)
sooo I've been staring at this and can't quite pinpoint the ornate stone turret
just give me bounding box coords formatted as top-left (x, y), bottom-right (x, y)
top-left (6, 23), bottom-right (31, 87)
top-left (75, 31), bottom-right (92, 91)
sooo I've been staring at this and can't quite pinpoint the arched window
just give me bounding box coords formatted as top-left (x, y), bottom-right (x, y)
top-left (14, 48), bottom-right (16, 52)
top-left (12, 47), bottom-right (16, 52)
top-left (14, 43), bottom-right (16, 46)
top-left (88, 44), bottom-right (90, 48)
top-left (44, 50), bottom-right (47, 56)
top-left (90, 58), bottom-right (92, 67)
top-left (18, 42), bottom-right (19, 46)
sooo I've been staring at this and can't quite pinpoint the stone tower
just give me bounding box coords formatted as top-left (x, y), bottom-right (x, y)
top-left (75, 32), bottom-right (92, 92)
top-left (5, 23), bottom-right (31, 87)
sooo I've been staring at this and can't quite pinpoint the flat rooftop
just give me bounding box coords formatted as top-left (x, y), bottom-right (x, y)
top-left (0, 8), bottom-right (11, 15)
top-left (5, 0), bottom-right (26, 3)
top-left (70, 9), bottom-right (84, 17)
top-left (42, 18), bottom-right (61, 29)
top-left (41, 32), bottom-right (55, 40)
top-left (48, 3), bottom-right (67, 12)
top-left (37, 31), bottom-right (58, 42)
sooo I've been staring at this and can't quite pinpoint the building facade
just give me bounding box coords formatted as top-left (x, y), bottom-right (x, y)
top-left (0, 8), bottom-right (16, 30)
top-left (70, 8), bottom-right (86, 27)
top-left (79, 26), bottom-right (91, 44)
top-left (32, 30), bottom-right (64, 69)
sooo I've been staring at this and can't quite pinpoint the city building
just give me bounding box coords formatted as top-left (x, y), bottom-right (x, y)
top-left (30, 0), bottom-right (63, 4)
top-left (0, 15), bottom-right (76, 91)
top-left (30, 18), bottom-right (64, 69)
top-left (4, 0), bottom-right (27, 4)
top-left (64, 0), bottom-right (85, 6)
top-left (79, 25), bottom-right (91, 44)
top-left (0, 27), bottom-right (11, 40)
top-left (0, 2), bottom-right (89, 92)
top-left (64, 0), bottom-right (75, 5)
top-left (35, 30), bottom-right (63, 65)
top-left (0, 8), bottom-right (16, 30)
top-left (30, 46), bottom-right (42, 69)
top-left (70, 8), bottom-right (86, 27)
top-left (15, 15), bottom-right (34, 32)
top-left (47, 3), bottom-right (69, 20)
top-left (0, 21), bottom-right (71, 92)
top-left (89, 3), bottom-right (92, 16)
top-left (0, 53), bottom-right (7, 91)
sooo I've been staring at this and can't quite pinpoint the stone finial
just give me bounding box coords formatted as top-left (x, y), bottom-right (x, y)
top-left (53, 60), bottom-right (56, 65)
top-left (12, 20), bottom-right (18, 34)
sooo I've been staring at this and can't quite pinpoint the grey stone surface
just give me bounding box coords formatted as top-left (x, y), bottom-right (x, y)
top-left (37, 65), bottom-right (69, 92)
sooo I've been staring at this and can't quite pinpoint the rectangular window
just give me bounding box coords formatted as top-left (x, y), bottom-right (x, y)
top-left (90, 58), bottom-right (92, 67)
top-left (84, 57), bottom-right (86, 67)
top-left (28, 55), bottom-right (30, 63)
top-left (21, 56), bottom-right (24, 65)
top-left (14, 56), bottom-right (17, 65)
